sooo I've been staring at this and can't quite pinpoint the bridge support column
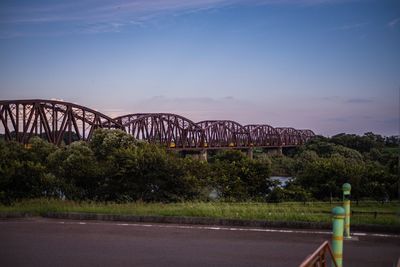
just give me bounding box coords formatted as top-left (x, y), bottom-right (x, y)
top-left (247, 148), bottom-right (253, 160)
top-left (199, 149), bottom-right (208, 162)
top-left (266, 147), bottom-right (282, 156)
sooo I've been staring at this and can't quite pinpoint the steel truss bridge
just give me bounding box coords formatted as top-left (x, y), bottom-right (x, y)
top-left (0, 99), bottom-right (315, 149)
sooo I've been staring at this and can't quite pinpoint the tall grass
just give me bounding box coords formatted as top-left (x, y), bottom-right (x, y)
top-left (1, 199), bottom-right (398, 226)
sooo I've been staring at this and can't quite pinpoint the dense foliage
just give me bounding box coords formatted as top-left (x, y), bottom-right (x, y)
top-left (268, 133), bottom-right (399, 202)
top-left (0, 130), bottom-right (398, 204)
top-left (0, 129), bottom-right (273, 203)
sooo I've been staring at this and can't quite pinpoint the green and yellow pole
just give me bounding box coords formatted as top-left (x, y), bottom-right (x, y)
top-left (342, 183), bottom-right (351, 238)
top-left (332, 206), bottom-right (345, 267)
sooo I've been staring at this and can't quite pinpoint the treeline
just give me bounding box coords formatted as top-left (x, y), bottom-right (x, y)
top-left (0, 129), bottom-right (273, 204)
top-left (0, 129), bottom-right (398, 204)
top-left (268, 132), bottom-right (399, 202)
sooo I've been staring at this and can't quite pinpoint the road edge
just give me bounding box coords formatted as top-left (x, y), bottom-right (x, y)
top-left (1, 211), bottom-right (399, 234)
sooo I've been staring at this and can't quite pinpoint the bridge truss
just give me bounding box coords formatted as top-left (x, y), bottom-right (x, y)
top-left (197, 120), bottom-right (251, 148)
top-left (0, 99), bottom-right (316, 148)
top-left (114, 113), bottom-right (204, 149)
top-left (0, 99), bottom-right (123, 145)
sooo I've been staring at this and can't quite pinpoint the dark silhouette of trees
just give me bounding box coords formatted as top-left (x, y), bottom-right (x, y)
top-left (0, 130), bottom-right (398, 204)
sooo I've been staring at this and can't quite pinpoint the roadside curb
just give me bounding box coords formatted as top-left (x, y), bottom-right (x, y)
top-left (2, 212), bottom-right (398, 234)
top-left (0, 212), bottom-right (34, 218)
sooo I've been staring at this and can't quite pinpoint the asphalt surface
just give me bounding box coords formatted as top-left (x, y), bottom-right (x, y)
top-left (0, 218), bottom-right (399, 267)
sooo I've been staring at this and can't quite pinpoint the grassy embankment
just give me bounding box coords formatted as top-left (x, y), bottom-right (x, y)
top-left (1, 199), bottom-right (399, 226)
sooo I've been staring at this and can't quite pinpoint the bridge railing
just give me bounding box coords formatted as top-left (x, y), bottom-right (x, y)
top-left (299, 241), bottom-right (338, 267)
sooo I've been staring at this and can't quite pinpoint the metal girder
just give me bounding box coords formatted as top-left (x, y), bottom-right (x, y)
top-left (244, 124), bottom-right (281, 147)
top-left (115, 113), bottom-right (204, 149)
top-left (0, 99), bottom-right (123, 145)
top-left (275, 127), bottom-right (303, 146)
top-left (0, 99), bottom-right (316, 148)
top-left (196, 120), bottom-right (251, 148)
top-left (298, 129), bottom-right (316, 144)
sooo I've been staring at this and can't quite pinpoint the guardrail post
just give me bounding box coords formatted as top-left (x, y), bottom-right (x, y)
top-left (342, 183), bottom-right (351, 238)
top-left (332, 206), bottom-right (345, 267)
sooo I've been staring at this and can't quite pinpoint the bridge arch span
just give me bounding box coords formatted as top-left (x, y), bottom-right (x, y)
top-left (298, 129), bottom-right (316, 143)
top-left (114, 113), bottom-right (204, 149)
top-left (0, 99), bottom-right (123, 145)
top-left (275, 127), bottom-right (303, 146)
top-left (197, 120), bottom-right (251, 148)
top-left (244, 124), bottom-right (281, 147)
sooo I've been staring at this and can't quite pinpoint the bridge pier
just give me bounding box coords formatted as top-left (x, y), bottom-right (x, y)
top-left (180, 150), bottom-right (208, 162)
top-left (199, 149), bottom-right (208, 162)
top-left (266, 147), bottom-right (282, 156)
top-left (247, 148), bottom-right (254, 160)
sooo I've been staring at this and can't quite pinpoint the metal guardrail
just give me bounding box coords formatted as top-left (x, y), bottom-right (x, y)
top-left (299, 241), bottom-right (338, 267)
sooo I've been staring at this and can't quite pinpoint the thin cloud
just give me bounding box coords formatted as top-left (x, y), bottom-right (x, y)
top-left (320, 96), bottom-right (373, 104)
top-left (0, 0), bottom-right (355, 37)
top-left (332, 22), bottom-right (368, 31)
top-left (320, 96), bottom-right (341, 101)
top-left (388, 17), bottom-right (400, 28)
top-left (346, 98), bottom-right (373, 104)
top-left (0, 0), bottom-right (231, 25)
top-left (79, 22), bottom-right (126, 34)
top-left (325, 117), bottom-right (348, 122)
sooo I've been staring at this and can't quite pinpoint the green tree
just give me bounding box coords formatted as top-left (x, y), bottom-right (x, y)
top-left (48, 141), bottom-right (100, 199)
top-left (296, 154), bottom-right (364, 200)
top-left (0, 140), bottom-right (59, 203)
top-left (89, 128), bottom-right (137, 160)
top-left (209, 150), bottom-right (272, 201)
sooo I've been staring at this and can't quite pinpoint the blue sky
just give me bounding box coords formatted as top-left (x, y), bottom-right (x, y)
top-left (0, 0), bottom-right (399, 136)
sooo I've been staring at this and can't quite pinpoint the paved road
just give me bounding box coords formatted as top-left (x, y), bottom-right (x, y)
top-left (0, 218), bottom-right (398, 267)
